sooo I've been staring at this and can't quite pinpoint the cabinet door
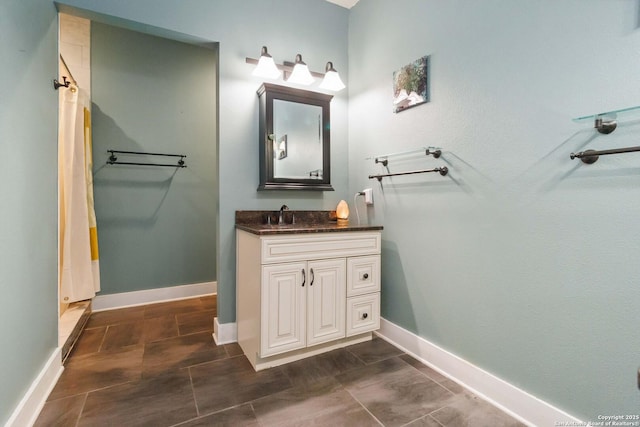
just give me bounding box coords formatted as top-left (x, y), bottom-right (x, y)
top-left (261, 262), bottom-right (307, 357)
top-left (307, 258), bottom-right (346, 346)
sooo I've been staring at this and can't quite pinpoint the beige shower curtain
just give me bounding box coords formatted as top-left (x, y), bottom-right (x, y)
top-left (59, 85), bottom-right (101, 303)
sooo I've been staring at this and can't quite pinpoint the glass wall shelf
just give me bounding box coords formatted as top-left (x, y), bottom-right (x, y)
top-left (367, 146), bottom-right (442, 163)
top-left (573, 105), bottom-right (640, 134)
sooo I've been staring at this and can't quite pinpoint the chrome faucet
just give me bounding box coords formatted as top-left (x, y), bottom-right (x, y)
top-left (278, 204), bottom-right (289, 225)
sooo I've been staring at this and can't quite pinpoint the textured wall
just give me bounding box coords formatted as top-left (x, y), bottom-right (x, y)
top-left (348, 0), bottom-right (640, 420)
top-left (91, 22), bottom-right (217, 294)
top-left (0, 0), bottom-right (58, 424)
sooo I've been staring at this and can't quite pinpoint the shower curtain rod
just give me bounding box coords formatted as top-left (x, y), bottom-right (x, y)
top-left (59, 55), bottom-right (77, 84)
top-left (53, 54), bottom-right (78, 90)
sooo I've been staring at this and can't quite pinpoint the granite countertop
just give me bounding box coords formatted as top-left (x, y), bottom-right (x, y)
top-left (235, 210), bottom-right (383, 235)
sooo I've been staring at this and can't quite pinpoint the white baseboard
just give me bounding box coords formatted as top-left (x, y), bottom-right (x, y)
top-left (5, 348), bottom-right (63, 427)
top-left (377, 318), bottom-right (581, 427)
top-left (92, 281), bottom-right (216, 312)
top-left (213, 317), bottom-right (237, 345)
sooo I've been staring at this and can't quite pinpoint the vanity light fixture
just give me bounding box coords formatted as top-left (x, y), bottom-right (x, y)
top-left (287, 54), bottom-right (315, 85)
top-left (251, 46), bottom-right (281, 80)
top-left (319, 62), bottom-right (345, 92)
top-left (246, 47), bottom-right (346, 91)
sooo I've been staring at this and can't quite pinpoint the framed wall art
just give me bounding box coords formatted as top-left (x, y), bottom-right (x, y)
top-left (392, 55), bottom-right (430, 113)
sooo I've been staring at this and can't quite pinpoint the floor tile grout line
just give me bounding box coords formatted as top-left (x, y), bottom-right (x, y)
top-left (336, 352), bottom-right (455, 427)
top-left (427, 405), bottom-right (449, 422)
top-left (189, 366), bottom-right (295, 422)
top-left (175, 351), bottom-right (244, 373)
top-left (97, 324), bottom-right (108, 353)
top-left (398, 357), bottom-right (473, 425)
top-left (73, 392), bottom-right (89, 427)
top-left (399, 354), bottom-right (461, 389)
top-left (345, 346), bottom-right (368, 365)
top-left (187, 366), bottom-right (200, 418)
top-left (342, 385), bottom-right (385, 426)
top-left (396, 355), bottom-right (463, 421)
top-left (178, 328), bottom-right (216, 337)
top-left (175, 309), bottom-right (216, 322)
top-left (399, 413), bottom-right (446, 427)
top-left (345, 340), bottom-right (405, 366)
top-left (430, 414), bottom-right (447, 427)
top-left (397, 356), bottom-right (458, 397)
top-left (50, 377), bottom-right (141, 405)
top-left (168, 401), bottom-right (258, 427)
top-left (142, 328), bottom-right (215, 346)
top-left (342, 352), bottom-right (410, 425)
top-left (248, 403), bottom-right (265, 427)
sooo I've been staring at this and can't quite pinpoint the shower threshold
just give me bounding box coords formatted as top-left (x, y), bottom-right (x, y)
top-left (59, 300), bottom-right (92, 364)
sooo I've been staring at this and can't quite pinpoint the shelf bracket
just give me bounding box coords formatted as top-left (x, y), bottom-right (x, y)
top-left (594, 117), bottom-right (617, 135)
top-left (570, 149), bottom-right (599, 164)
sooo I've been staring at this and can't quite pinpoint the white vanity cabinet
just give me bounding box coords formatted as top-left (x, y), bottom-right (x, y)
top-left (237, 229), bottom-right (381, 371)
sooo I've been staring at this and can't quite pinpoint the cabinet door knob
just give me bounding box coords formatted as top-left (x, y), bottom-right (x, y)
top-left (362, 273), bottom-right (369, 280)
top-left (301, 269), bottom-right (306, 287)
top-left (362, 313), bottom-right (368, 319)
top-left (310, 268), bottom-right (315, 286)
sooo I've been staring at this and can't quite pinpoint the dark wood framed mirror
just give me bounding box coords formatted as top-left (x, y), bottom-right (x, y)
top-left (257, 83), bottom-right (334, 191)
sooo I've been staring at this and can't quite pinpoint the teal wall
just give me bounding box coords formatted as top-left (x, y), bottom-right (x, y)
top-left (91, 23), bottom-right (217, 295)
top-left (0, 0), bottom-right (58, 424)
top-left (55, 0), bottom-right (350, 324)
top-left (348, 0), bottom-right (640, 420)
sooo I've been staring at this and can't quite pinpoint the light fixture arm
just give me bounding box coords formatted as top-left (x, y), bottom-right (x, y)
top-left (282, 59), bottom-right (326, 79)
top-left (260, 46), bottom-right (271, 58)
top-left (245, 57), bottom-right (318, 77)
top-left (245, 58), bottom-right (326, 79)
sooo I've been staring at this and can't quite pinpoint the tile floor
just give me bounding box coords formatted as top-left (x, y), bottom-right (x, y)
top-left (35, 296), bottom-right (525, 427)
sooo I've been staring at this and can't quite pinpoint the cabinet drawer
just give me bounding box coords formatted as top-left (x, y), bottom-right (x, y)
top-left (347, 255), bottom-right (380, 297)
top-left (346, 293), bottom-right (380, 337)
top-left (261, 232), bottom-right (381, 264)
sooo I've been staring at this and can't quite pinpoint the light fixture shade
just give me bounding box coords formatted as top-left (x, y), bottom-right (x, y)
top-left (319, 62), bottom-right (345, 91)
top-left (287, 54), bottom-right (314, 85)
top-left (252, 46), bottom-right (281, 79)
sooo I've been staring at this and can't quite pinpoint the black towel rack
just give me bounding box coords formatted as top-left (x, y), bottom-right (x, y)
top-left (369, 167), bottom-right (448, 182)
top-left (570, 146), bottom-right (640, 164)
top-left (107, 150), bottom-right (187, 168)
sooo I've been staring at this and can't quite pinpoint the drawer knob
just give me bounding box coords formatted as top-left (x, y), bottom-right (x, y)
top-left (362, 273), bottom-right (369, 280)
top-left (362, 313), bottom-right (368, 319)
